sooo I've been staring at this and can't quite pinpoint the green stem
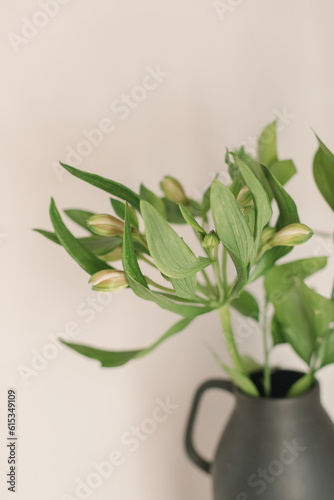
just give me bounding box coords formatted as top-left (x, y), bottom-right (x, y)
top-left (218, 304), bottom-right (245, 373)
top-left (138, 254), bottom-right (157, 268)
top-left (201, 270), bottom-right (217, 297)
top-left (213, 246), bottom-right (224, 302)
top-left (263, 300), bottom-right (271, 397)
top-left (146, 277), bottom-right (175, 293)
top-left (222, 247), bottom-right (228, 297)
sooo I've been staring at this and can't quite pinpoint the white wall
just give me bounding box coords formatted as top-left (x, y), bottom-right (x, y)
top-left (2, 1), bottom-right (334, 499)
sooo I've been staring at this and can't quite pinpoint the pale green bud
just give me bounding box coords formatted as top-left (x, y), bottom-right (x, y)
top-left (202, 231), bottom-right (220, 249)
top-left (260, 227), bottom-right (276, 246)
top-left (160, 176), bottom-right (188, 204)
top-left (268, 223), bottom-right (313, 247)
top-left (89, 270), bottom-right (128, 292)
top-left (236, 186), bottom-right (254, 215)
top-left (87, 214), bottom-right (124, 237)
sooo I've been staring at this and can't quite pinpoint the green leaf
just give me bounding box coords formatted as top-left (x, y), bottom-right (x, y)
top-left (287, 372), bottom-right (315, 398)
top-left (141, 201), bottom-right (211, 279)
top-left (61, 316), bottom-right (194, 367)
top-left (34, 229), bottom-right (60, 244)
top-left (265, 257), bottom-right (328, 290)
top-left (162, 198), bottom-right (186, 224)
top-left (170, 276), bottom-right (197, 300)
top-left (78, 235), bottom-right (122, 255)
top-left (258, 121), bottom-right (278, 166)
top-left (64, 209), bottom-right (95, 231)
top-left (270, 159), bottom-right (297, 187)
top-left (235, 157), bottom-right (272, 260)
top-left (49, 198), bottom-right (110, 275)
top-left (35, 229), bottom-right (122, 255)
top-left (140, 184), bottom-right (167, 219)
top-left (313, 136), bottom-right (334, 211)
top-left (178, 204), bottom-right (206, 235)
top-left (261, 165), bottom-right (299, 230)
top-left (271, 315), bottom-right (287, 346)
top-left (60, 162), bottom-right (140, 210)
top-left (241, 355), bottom-right (262, 374)
top-left (110, 198), bottom-right (139, 229)
top-left (201, 185), bottom-right (211, 220)
top-left (210, 347), bottom-right (259, 396)
top-left (249, 247), bottom-right (292, 283)
top-left (231, 290), bottom-right (259, 321)
top-left (237, 150), bottom-right (296, 203)
top-left (211, 180), bottom-right (253, 293)
top-left (319, 328), bottom-right (334, 368)
top-left (122, 204), bottom-right (213, 317)
top-left (265, 259), bottom-right (333, 363)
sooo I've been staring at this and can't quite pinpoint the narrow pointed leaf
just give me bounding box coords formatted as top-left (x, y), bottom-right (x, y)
top-left (258, 121), bottom-right (277, 166)
top-left (313, 136), bottom-right (334, 211)
top-left (235, 157), bottom-right (272, 260)
top-left (35, 229), bottom-right (122, 256)
top-left (122, 204), bottom-right (212, 317)
top-left (287, 372), bottom-right (315, 398)
top-left (141, 201), bottom-right (211, 278)
top-left (61, 316), bottom-right (194, 367)
top-left (162, 197), bottom-right (187, 224)
top-left (60, 162), bottom-right (140, 209)
top-left (270, 159), bottom-right (297, 187)
top-left (49, 198), bottom-right (110, 275)
top-left (261, 165), bottom-right (299, 229)
top-left (140, 184), bottom-right (167, 219)
top-left (178, 204), bottom-right (206, 235)
top-left (211, 180), bottom-right (253, 263)
top-left (64, 209), bottom-right (95, 231)
top-left (110, 198), bottom-right (139, 229)
top-left (210, 348), bottom-right (259, 396)
top-left (34, 229), bottom-right (60, 244)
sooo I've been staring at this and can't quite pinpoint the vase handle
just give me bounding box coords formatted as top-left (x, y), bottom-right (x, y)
top-left (185, 379), bottom-right (234, 474)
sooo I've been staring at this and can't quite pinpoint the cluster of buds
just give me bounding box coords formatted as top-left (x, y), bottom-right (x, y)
top-left (160, 176), bottom-right (189, 205)
top-left (89, 270), bottom-right (128, 292)
top-left (87, 214), bottom-right (125, 237)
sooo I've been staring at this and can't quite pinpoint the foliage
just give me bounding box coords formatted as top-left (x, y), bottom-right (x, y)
top-left (36, 122), bottom-right (334, 398)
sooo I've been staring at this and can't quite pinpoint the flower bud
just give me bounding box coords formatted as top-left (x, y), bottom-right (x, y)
top-left (202, 231), bottom-right (220, 249)
top-left (260, 227), bottom-right (276, 246)
top-left (237, 186), bottom-right (254, 215)
top-left (89, 270), bottom-right (128, 292)
top-left (87, 214), bottom-right (124, 237)
top-left (268, 223), bottom-right (313, 247)
top-left (160, 176), bottom-right (188, 204)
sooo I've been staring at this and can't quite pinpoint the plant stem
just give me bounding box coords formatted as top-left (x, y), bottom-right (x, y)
top-left (218, 304), bottom-right (245, 373)
top-left (201, 270), bottom-right (217, 297)
top-left (138, 255), bottom-right (157, 268)
top-left (222, 247), bottom-right (228, 296)
top-left (213, 246), bottom-right (224, 302)
top-left (263, 300), bottom-right (271, 397)
top-left (145, 277), bottom-right (175, 293)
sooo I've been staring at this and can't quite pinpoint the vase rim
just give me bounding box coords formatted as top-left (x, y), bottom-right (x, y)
top-left (234, 369), bottom-right (319, 402)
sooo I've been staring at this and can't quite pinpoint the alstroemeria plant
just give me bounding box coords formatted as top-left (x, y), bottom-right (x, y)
top-left (36, 122), bottom-right (334, 398)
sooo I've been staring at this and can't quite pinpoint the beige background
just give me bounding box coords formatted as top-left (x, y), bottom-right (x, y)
top-left (1, 1), bottom-right (334, 499)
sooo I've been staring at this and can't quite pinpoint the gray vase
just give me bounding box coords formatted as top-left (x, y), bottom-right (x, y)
top-left (185, 370), bottom-right (334, 500)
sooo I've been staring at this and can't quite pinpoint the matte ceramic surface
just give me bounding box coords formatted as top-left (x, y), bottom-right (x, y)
top-left (185, 371), bottom-right (334, 500)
